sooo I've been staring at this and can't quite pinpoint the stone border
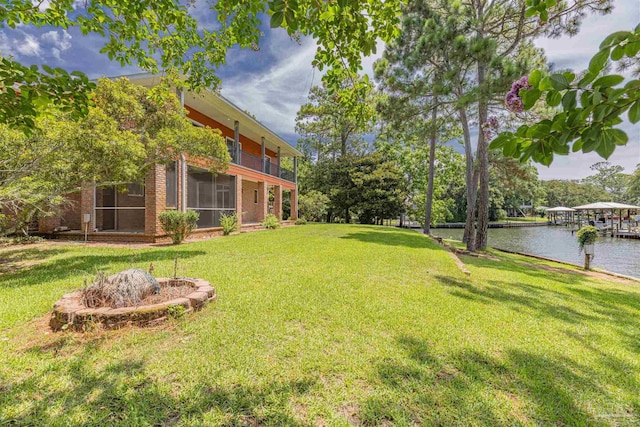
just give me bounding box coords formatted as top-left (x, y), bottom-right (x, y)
top-left (50, 278), bottom-right (216, 331)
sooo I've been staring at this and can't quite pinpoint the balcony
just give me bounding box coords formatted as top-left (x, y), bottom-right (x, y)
top-left (229, 148), bottom-right (295, 182)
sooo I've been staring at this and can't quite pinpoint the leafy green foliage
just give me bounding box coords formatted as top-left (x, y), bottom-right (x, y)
top-left (298, 190), bottom-right (330, 222)
top-left (261, 213), bottom-right (280, 229)
top-left (167, 304), bottom-right (187, 320)
top-left (541, 180), bottom-right (609, 208)
top-left (582, 162), bottom-right (631, 202)
top-left (492, 26), bottom-right (640, 165)
top-left (577, 226), bottom-right (598, 253)
top-left (626, 164), bottom-right (640, 205)
top-left (295, 79), bottom-right (374, 160)
top-left (306, 153), bottom-right (407, 224)
top-left (0, 59), bottom-right (95, 134)
top-left (159, 210), bottom-right (199, 244)
top-left (219, 212), bottom-right (239, 236)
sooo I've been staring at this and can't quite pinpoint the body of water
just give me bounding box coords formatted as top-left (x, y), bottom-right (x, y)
top-left (431, 226), bottom-right (640, 278)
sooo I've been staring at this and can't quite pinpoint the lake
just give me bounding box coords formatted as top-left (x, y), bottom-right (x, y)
top-left (430, 226), bottom-right (640, 278)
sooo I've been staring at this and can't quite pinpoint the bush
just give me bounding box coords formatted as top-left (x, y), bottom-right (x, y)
top-left (295, 217), bottom-right (307, 225)
top-left (298, 190), bottom-right (330, 222)
top-left (159, 210), bottom-right (199, 244)
top-left (261, 213), bottom-right (280, 229)
top-left (577, 226), bottom-right (598, 253)
top-left (219, 212), bottom-right (239, 235)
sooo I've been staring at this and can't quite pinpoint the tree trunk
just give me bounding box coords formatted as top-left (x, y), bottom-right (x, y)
top-left (459, 108), bottom-right (477, 250)
top-left (476, 65), bottom-right (490, 250)
top-left (424, 100), bottom-right (438, 235)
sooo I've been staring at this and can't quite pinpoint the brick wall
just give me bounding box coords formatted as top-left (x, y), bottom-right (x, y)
top-left (241, 180), bottom-right (260, 223)
top-left (236, 174), bottom-right (243, 227)
top-left (145, 164), bottom-right (166, 235)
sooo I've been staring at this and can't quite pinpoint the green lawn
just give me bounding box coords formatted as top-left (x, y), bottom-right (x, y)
top-left (1, 224), bottom-right (639, 426)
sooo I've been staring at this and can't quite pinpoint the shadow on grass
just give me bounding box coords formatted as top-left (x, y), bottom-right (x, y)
top-left (340, 229), bottom-right (439, 250)
top-left (362, 334), bottom-right (635, 426)
top-left (1, 341), bottom-right (314, 426)
top-left (0, 248), bottom-right (66, 274)
top-left (434, 271), bottom-right (640, 362)
top-left (0, 248), bottom-right (207, 289)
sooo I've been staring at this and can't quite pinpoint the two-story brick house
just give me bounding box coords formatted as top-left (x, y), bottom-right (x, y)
top-left (41, 73), bottom-right (301, 242)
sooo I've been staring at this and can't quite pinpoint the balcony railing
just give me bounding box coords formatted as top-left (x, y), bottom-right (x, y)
top-left (230, 149), bottom-right (295, 182)
top-left (240, 151), bottom-right (264, 173)
top-left (280, 168), bottom-right (295, 182)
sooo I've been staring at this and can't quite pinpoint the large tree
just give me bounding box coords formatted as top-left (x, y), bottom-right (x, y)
top-left (541, 179), bottom-right (608, 208)
top-left (375, 0), bottom-right (598, 250)
top-left (295, 79), bottom-right (374, 161)
top-left (0, 78), bottom-right (228, 234)
top-left (626, 164), bottom-right (640, 205)
top-left (582, 161), bottom-right (630, 202)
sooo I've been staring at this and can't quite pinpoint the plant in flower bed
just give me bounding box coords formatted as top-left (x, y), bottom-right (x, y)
top-left (219, 212), bottom-right (239, 236)
top-left (261, 213), bottom-right (280, 229)
top-left (159, 210), bottom-right (199, 244)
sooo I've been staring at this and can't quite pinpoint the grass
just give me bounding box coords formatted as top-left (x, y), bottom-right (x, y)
top-left (504, 217), bottom-right (548, 223)
top-left (1, 224), bottom-right (639, 426)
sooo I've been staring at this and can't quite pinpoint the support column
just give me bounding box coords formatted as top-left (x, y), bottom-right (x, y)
top-left (236, 175), bottom-right (243, 228)
top-left (274, 185), bottom-right (282, 221)
top-left (145, 164), bottom-right (166, 236)
top-left (293, 157), bottom-right (298, 183)
top-left (234, 121), bottom-right (241, 164)
top-left (80, 183), bottom-right (95, 232)
top-left (257, 181), bottom-right (268, 222)
top-left (277, 146), bottom-right (281, 178)
top-left (261, 137), bottom-right (266, 173)
top-left (291, 187), bottom-right (298, 220)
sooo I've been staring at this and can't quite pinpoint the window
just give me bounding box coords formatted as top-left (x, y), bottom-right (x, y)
top-left (187, 166), bottom-right (236, 228)
top-left (254, 189), bottom-right (258, 204)
top-left (94, 186), bottom-right (145, 232)
top-left (127, 183), bottom-right (144, 197)
top-left (166, 162), bottom-right (178, 208)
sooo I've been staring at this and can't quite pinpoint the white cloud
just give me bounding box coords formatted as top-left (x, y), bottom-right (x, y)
top-left (41, 30), bottom-right (72, 50)
top-left (220, 33), bottom-right (320, 136)
top-left (41, 30), bottom-right (72, 60)
top-left (0, 31), bottom-right (16, 57)
top-left (15, 33), bottom-right (41, 57)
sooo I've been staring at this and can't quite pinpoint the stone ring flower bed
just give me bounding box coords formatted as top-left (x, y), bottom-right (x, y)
top-left (50, 278), bottom-right (216, 331)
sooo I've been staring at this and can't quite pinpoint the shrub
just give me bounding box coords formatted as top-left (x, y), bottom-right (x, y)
top-left (219, 212), bottom-right (239, 236)
top-left (262, 213), bottom-right (280, 229)
top-left (295, 217), bottom-right (307, 225)
top-left (298, 190), bottom-right (330, 222)
top-left (159, 210), bottom-right (199, 244)
top-left (577, 226), bottom-right (598, 253)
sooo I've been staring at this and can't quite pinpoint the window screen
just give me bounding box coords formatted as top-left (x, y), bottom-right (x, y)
top-left (187, 166), bottom-right (236, 228)
top-left (166, 162), bottom-right (178, 208)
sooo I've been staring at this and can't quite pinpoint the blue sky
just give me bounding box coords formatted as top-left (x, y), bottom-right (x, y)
top-left (1, 0), bottom-right (638, 180)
